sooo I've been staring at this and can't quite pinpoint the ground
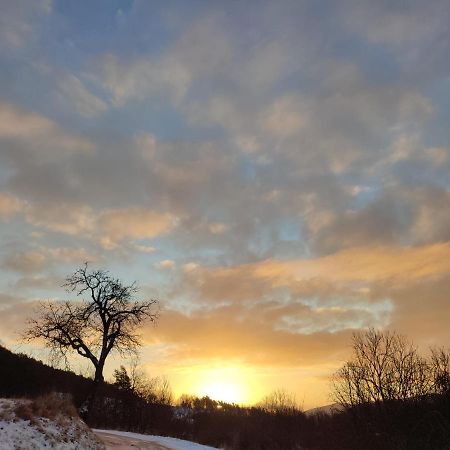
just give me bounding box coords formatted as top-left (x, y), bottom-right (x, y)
top-left (95, 431), bottom-right (172, 450)
top-left (94, 430), bottom-right (218, 450)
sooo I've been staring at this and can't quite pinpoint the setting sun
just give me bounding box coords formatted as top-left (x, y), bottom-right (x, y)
top-left (193, 366), bottom-right (250, 404)
top-left (168, 364), bottom-right (264, 405)
top-left (202, 380), bottom-right (242, 404)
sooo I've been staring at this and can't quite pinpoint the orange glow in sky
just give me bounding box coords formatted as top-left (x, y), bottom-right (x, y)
top-left (144, 359), bottom-right (338, 408)
top-left (169, 364), bottom-right (262, 405)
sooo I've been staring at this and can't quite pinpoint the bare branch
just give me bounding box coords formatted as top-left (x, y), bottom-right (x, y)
top-left (332, 328), bottom-right (432, 408)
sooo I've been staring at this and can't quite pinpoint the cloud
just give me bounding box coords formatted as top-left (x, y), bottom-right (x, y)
top-left (25, 203), bottom-right (94, 236)
top-left (138, 240), bottom-right (450, 368)
top-left (2, 250), bottom-right (47, 274)
top-left (0, 293), bottom-right (25, 309)
top-left (256, 244), bottom-right (450, 285)
top-left (208, 222), bottom-right (229, 235)
top-left (0, 300), bottom-right (40, 339)
top-left (181, 243), bottom-right (450, 300)
top-left (312, 186), bottom-right (450, 253)
top-left (97, 14), bottom-right (237, 107)
top-left (261, 95), bottom-right (307, 138)
top-left (132, 243), bottom-right (156, 254)
top-left (146, 306), bottom-right (353, 367)
top-left (186, 68), bottom-right (432, 175)
top-left (98, 207), bottom-right (177, 249)
top-left (1, 245), bottom-right (97, 275)
top-left (57, 74), bottom-right (108, 118)
top-left (387, 275), bottom-right (450, 345)
top-left (340, 0), bottom-right (450, 82)
top-left (0, 192), bottom-right (23, 219)
top-left (0, 0), bottom-right (51, 49)
top-left (155, 259), bottom-right (176, 270)
top-left (0, 102), bottom-right (94, 155)
top-left (99, 52), bottom-right (191, 106)
top-left (344, 0), bottom-right (448, 47)
top-left (21, 201), bottom-right (177, 249)
top-left (96, 10), bottom-right (301, 110)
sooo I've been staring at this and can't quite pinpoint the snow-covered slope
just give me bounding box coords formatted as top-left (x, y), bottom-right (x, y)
top-left (304, 403), bottom-right (344, 417)
top-left (0, 397), bottom-right (104, 450)
top-left (94, 429), bottom-right (219, 450)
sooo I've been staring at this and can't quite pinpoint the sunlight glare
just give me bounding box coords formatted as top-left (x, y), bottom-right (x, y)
top-left (202, 380), bottom-right (242, 404)
top-left (188, 365), bottom-right (256, 405)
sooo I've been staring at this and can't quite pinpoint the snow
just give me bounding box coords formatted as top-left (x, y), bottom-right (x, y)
top-left (304, 403), bottom-right (344, 417)
top-left (94, 429), bottom-right (219, 450)
top-left (0, 398), bottom-right (104, 450)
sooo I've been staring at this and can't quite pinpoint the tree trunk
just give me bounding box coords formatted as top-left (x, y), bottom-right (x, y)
top-left (84, 363), bottom-right (105, 424)
top-left (94, 364), bottom-right (105, 383)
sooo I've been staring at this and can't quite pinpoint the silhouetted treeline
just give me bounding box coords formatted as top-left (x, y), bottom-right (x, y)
top-left (2, 344), bottom-right (450, 449)
top-left (92, 389), bottom-right (450, 450)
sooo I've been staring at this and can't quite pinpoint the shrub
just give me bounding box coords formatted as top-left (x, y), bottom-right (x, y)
top-left (32, 392), bottom-right (78, 419)
top-left (14, 403), bottom-right (34, 421)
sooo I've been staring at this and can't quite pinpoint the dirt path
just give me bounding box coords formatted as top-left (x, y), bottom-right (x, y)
top-left (94, 431), bottom-right (174, 450)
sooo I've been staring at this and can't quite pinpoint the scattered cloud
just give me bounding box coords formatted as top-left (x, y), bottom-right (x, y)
top-left (0, 193), bottom-right (23, 219)
top-left (1, 245), bottom-right (96, 275)
top-left (98, 207), bottom-right (177, 249)
top-left (57, 74), bottom-right (108, 118)
top-left (0, 0), bottom-right (51, 49)
top-left (0, 102), bottom-right (94, 155)
top-left (155, 259), bottom-right (176, 270)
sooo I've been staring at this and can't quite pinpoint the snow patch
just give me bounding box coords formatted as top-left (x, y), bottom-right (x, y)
top-left (304, 403), bottom-right (344, 417)
top-left (0, 398), bottom-right (104, 450)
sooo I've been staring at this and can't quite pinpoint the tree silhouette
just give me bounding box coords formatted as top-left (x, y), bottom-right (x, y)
top-left (332, 328), bottom-right (430, 407)
top-left (25, 263), bottom-right (158, 414)
top-left (114, 365), bottom-right (132, 391)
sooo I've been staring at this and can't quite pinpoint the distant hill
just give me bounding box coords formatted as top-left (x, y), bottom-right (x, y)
top-left (304, 403), bottom-right (344, 417)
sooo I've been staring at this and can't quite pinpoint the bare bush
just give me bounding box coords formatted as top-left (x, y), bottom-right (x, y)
top-left (259, 389), bottom-right (300, 415)
top-left (430, 347), bottom-right (450, 394)
top-left (14, 393), bottom-right (78, 422)
top-left (14, 402), bottom-right (34, 421)
top-left (113, 362), bottom-right (173, 405)
top-left (32, 393), bottom-right (78, 419)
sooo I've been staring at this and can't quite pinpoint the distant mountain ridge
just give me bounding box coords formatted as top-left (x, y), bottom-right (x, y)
top-left (304, 403), bottom-right (344, 417)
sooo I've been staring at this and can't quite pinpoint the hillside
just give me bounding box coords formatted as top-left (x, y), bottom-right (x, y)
top-left (0, 345), bottom-right (92, 404)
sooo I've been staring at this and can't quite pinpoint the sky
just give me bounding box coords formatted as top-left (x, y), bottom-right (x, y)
top-left (1, 0), bottom-right (450, 409)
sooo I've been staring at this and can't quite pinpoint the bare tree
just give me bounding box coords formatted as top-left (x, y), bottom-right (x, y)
top-left (113, 359), bottom-right (173, 405)
top-left (332, 328), bottom-right (431, 408)
top-left (25, 264), bottom-right (158, 410)
top-left (259, 389), bottom-right (300, 415)
top-left (430, 347), bottom-right (450, 394)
